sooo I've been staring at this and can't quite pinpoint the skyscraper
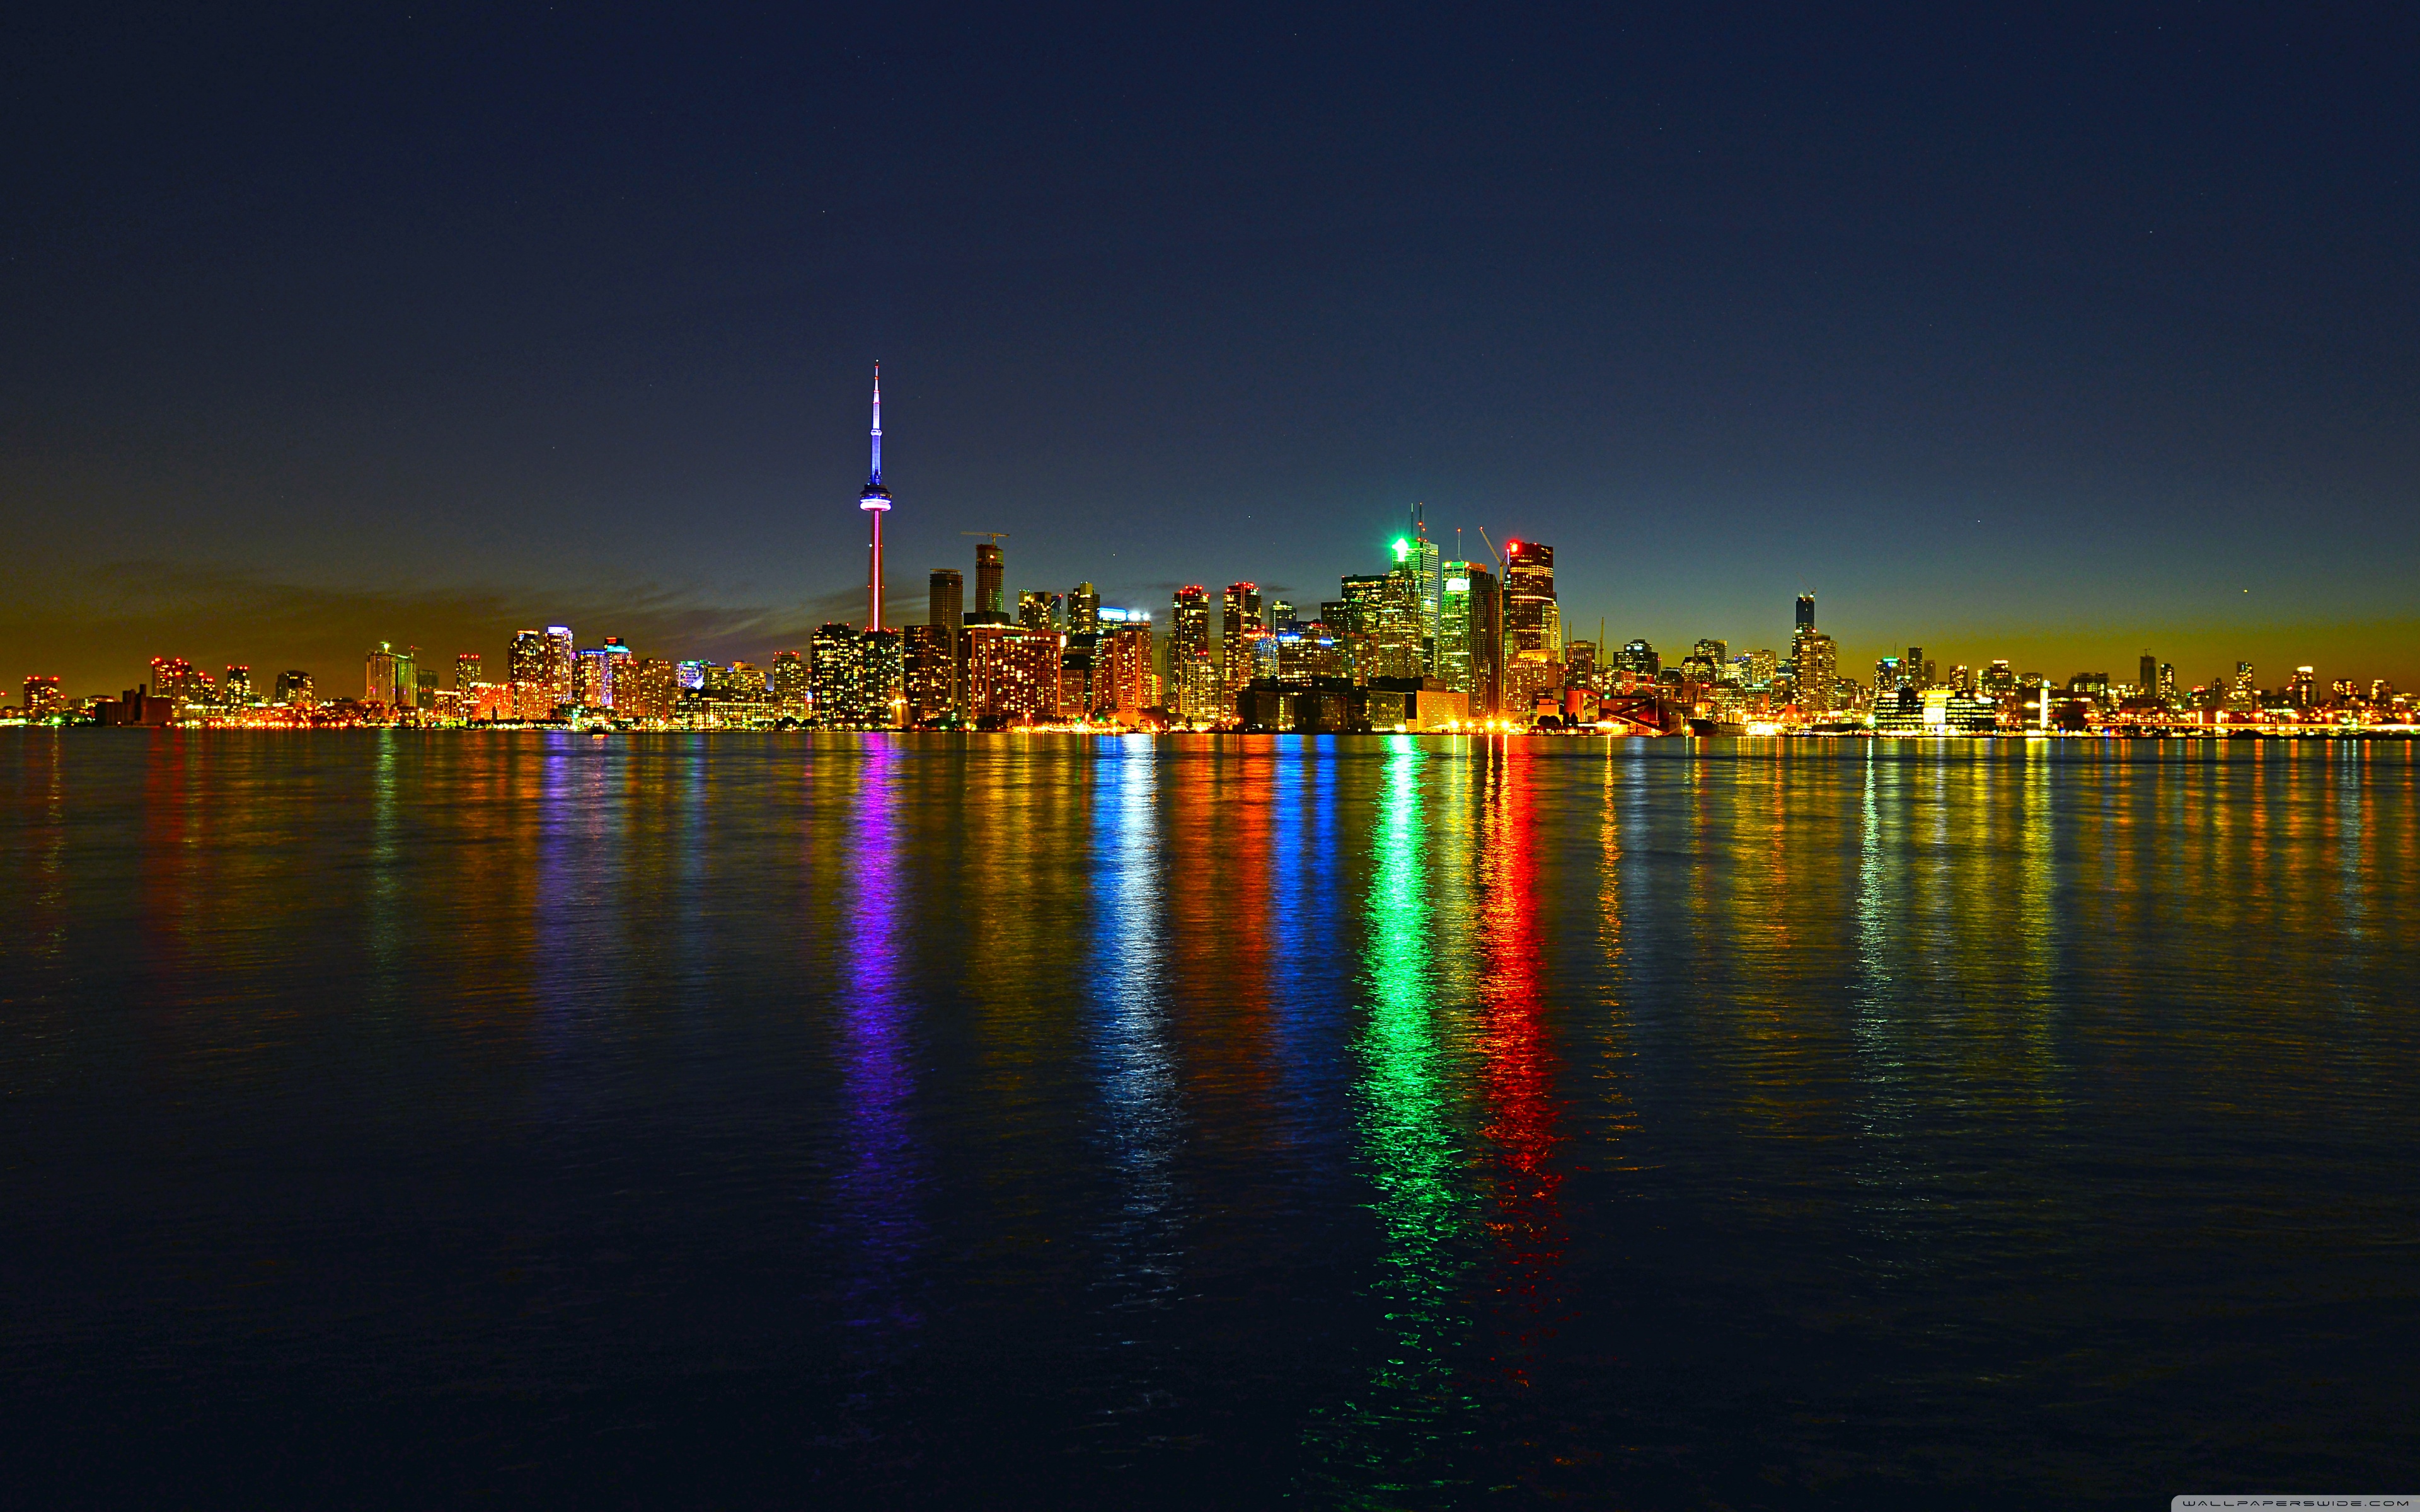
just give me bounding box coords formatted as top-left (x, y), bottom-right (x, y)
top-left (1405, 509), bottom-right (1441, 673)
top-left (1171, 585), bottom-right (1217, 723)
top-left (454, 653), bottom-right (481, 692)
top-left (1222, 583), bottom-right (1263, 691)
top-left (859, 364), bottom-right (892, 630)
top-left (1069, 582), bottom-right (1099, 634)
top-left (811, 622), bottom-right (868, 726)
top-left (771, 650), bottom-right (811, 712)
top-left (1501, 539), bottom-right (1559, 714)
top-left (23, 676), bottom-right (64, 718)
top-left (973, 541), bottom-right (1006, 621)
top-left (1793, 629), bottom-right (1838, 714)
top-left (1796, 594), bottom-right (1817, 633)
top-left (2140, 652), bottom-right (2158, 696)
top-left (542, 627), bottom-right (575, 709)
top-left (1439, 561), bottom-right (1500, 716)
top-left (925, 565), bottom-right (967, 718)
top-left (1018, 590), bottom-right (1063, 631)
top-left (274, 670), bottom-right (314, 706)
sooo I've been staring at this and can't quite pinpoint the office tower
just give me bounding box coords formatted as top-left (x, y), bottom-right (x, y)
top-left (274, 670), bottom-right (314, 706)
top-left (1069, 583), bottom-right (1099, 634)
top-left (1793, 629), bottom-right (1839, 713)
top-left (930, 568), bottom-right (964, 630)
top-left (859, 364), bottom-right (892, 629)
top-left (23, 676), bottom-right (64, 718)
top-left (1438, 562), bottom-right (1490, 707)
top-left (1796, 594), bottom-right (1816, 633)
top-left (222, 665), bottom-right (251, 704)
top-left (1903, 646), bottom-right (1925, 690)
top-left (1744, 648), bottom-right (1778, 687)
top-left (1268, 598), bottom-right (1296, 633)
top-left (1355, 543), bottom-right (1425, 680)
top-left (542, 627), bottom-right (575, 709)
top-left (771, 650), bottom-right (811, 711)
top-left (150, 656), bottom-right (212, 706)
top-left (2158, 663), bottom-right (2177, 704)
top-left (811, 623), bottom-right (867, 725)
top-left (2290, 666), bottom-right (2317, 709)
top-left (967, 623), bottom-right (1063, 724)
top-left (2136, 651), bottom-right (2157, 697)
top-left (1615, 639), bottom-right (1659, 678)
top-left (1221, 583), bottom-right (1264, 690)
top-left (453, 653), bottom-right (481, 693)
top-left (1874, 655), bottom-right (1905, 692)
top-left (1018, 591), bottom-right (1063, 631)
top-left (2229, 662), bottom-right (2256, 711)
top-left (1406, 520), bottom-right (1442, 673)
top-left (1501, 540), bottom-right (1559, 714)
top-left (620, 659), bottom-right (677, 721)
top-left (973, 541), bottom-right (1006, 621)
top-left (1338, 575), bottom-right (1386, 682)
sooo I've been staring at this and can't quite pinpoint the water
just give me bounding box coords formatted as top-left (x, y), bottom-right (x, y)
top-left (3, 730), bottom-right (2416, 1508)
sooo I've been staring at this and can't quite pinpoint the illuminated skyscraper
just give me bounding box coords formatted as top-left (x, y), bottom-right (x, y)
top-left (859, 364), bottom-right (892, 630)
top-left (454, 653), bottom-right (481, 692)
top-left (973, 542), bottom-right (1006, 621)
top-left (967, 623), bottom-right (1063, 725)
top-left (364, 644), bottom-right (415, 708)
top-left (1796, 594), bottom-right (1816, 633)
top-left (542, 627), bottom-right (575, 709)
top-left (620, 658), bottom-right (677, 721)
top-left (1171, 585), bottom-right (1217, 722)
top-left (811, 622), bottom-right (868, 726)
top-left (274, 670), bottom-right (314, 706)
top-left (1501, 539), bottom-right (1559, 714)
top-left (222, 665), bottom-right (251, 705)
top-left (1069, 582), bottom-right (1099, 633)
top-left (1221, 583), bottom-right (1262, 691)
top-left (574, 638), bottom-right (631, 709)
top-left (509, 631), bottom-right (546, 685)
top-left (771, 650), bottom-right (810, 712)
top-left (1793, 629), bottom-right (1838, 713)
top-left (1101, 622), bottom-right (1156, 722)
top-left (1404, 508), bottom-right (1441, 672)
top-left (2140, 652), bottom-right (2158, 696)
top-left (23, 676), bottom-right (64, 718)
top-left (1439, 561), bottom-right (1499, 715)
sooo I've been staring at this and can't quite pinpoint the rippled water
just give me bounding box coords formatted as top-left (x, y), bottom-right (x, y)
top-left (3, 730), bottom-right (2416, 1508)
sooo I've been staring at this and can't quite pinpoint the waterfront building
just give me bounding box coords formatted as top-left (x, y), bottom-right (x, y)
top-left (1502, 539), bottom-right (1560, 714)
top-left (1101, 621), bottom-right (1156, 720)
top-left (771, 650), bottom-right (811, 713)
top-left (620, 658), bottom-right (677, 721)
top-left (1437, 562), bottom-right (1498, 714)
top-left (1222, 583), bottom-right (1264, 690)
top-left (811, 624), bottom-right (867, 724)
top-left (274, 670), bottom-right (314, 706)
top-left (23, 676), bottom-right (64, 718)
top-left (1792, 629), bottom-right (1839, 714)
top-left (904, 625), bottom-right (957, 724)
top-left (1170, 585), bottom-right (1218, 723)
top-left (364, 644), bottom-right (413, 708)
top-left (574, 639), bottom-right (631, 710)
top-left (509, 631), bottom-right (546, 689)
top-left (223, 665), bottom-right (252, 705)
top-left (863, 629), bottom-right (903, 725)
top-left (967, 623), bottom-right (1063, 725)
top-left (541, 627), bottom-right (575, 709)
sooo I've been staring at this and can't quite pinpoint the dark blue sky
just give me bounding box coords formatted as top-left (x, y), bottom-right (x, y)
top-left (5, 3), bottom-right (2416, 691)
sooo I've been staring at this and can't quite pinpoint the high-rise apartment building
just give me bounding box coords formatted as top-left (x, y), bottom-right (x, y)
top-left (574, 639), bottom-right (631, 710)
top-left (2230, 662), bottom-right (2256, 711)
top-left (1339, 575), bottom-right (1387, 682)
top-left (454, 653), bottom-right (481, 692)
top-left (1792, 629), bottom-right (1838, 713)
top-left (771, 650), bottom-right (811, 712)
top-left (23, 676), bottom-right (64, 718)
top-left (1221, 583), bottom-right (1263, 690)
top-left (967, 623), bottom-right (1063, 725)
top-left (542, 627), bottom-right (575, 709)
top-left (619, 658), bottom-right (677, 721)
top-left (1502, 539), bottom-right (1559, 714)
top-left (904, 625), bottom-right (958, 723)
top-left (364, 644), bottom-right (415, 708)
top-left (1439, 562), bottom-right (1500, 716)
top-left (1100, 623), bottom-right (1155, 721)
top-left (509, 631), bottom-right (545, 686)
top-left (811, 623), bottom-right (868, 725)
top-left (863, 629), bottom-right (904, 725)
top-left (1170, 585), bottom-right (1218, 723)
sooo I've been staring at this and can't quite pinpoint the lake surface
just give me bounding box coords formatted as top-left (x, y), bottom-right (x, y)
top-left (3, 730), bottom-right (2416, 1508)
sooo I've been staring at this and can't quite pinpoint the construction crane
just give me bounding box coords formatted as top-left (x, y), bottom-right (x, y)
top-left (959, 531), bottom-right (1009, 544)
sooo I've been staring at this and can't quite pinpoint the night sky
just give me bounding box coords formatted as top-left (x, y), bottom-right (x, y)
top-left (6, 3), bottom-right (2416, 695)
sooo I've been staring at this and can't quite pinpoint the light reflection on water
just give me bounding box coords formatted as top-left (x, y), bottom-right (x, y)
top-left (1, 731), bottom-right (2417, 1508)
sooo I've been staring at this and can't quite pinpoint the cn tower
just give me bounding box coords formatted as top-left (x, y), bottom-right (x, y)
top-left (859, 363), bottom-right (890, 629)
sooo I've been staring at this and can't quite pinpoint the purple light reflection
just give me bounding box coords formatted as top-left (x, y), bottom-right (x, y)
top-left (834, 738), bottom-right (923, 1334)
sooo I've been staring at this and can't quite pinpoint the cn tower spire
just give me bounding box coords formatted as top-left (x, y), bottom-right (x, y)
top-left (858, 362), bottom-right (892, 633)
top-left (868, 360), bottom-right (883, 487)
